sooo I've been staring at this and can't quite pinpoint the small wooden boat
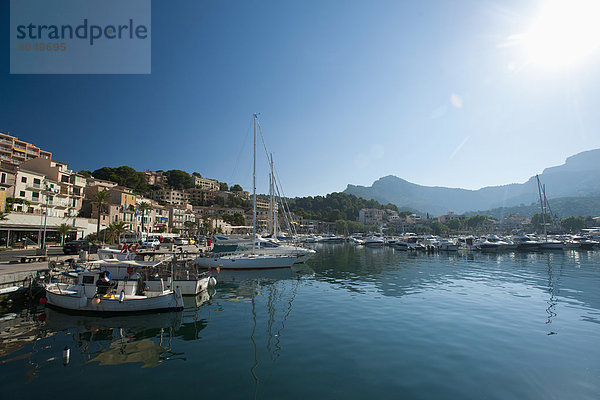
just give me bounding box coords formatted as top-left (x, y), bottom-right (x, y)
top-left (44, 270), bottom-right (183, 313)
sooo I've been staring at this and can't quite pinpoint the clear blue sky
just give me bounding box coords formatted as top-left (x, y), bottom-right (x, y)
top-left (2, 0), bottom-right (600, 197)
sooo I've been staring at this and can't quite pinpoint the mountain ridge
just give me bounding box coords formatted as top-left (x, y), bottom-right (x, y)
top-left (344, 149), bottom-right (600, 215)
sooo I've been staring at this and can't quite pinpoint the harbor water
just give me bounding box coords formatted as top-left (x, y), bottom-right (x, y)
top-left (1, 244), bottom-right (599, 399)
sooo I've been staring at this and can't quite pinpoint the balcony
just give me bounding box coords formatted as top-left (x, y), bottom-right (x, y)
top-left (13, 144), bottom-right (26, 150)
top-left (27, 182), bottom-right (43, 190)
top-left (0, 138), bottom-right (12, 145)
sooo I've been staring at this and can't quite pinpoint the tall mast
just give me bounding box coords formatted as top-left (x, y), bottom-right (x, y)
top-left (269, 165), bottom-right (273, 235)
top-left (270, 153), bottom-right (276, 238)
top-left (536, 175), bottom-right (547, 241)
top-left (253, 114), bottom-right (257, 254)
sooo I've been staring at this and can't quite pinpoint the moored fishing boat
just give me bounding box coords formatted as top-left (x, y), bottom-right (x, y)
top-left (44, 269), bottom-right (183, 313)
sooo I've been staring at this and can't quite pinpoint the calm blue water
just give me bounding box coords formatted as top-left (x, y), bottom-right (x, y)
top-left (1, 244), bottom-right (599, 399)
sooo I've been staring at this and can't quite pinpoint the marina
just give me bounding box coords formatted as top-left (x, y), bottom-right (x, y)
top-left (0, 243), bottom-right (599, 399)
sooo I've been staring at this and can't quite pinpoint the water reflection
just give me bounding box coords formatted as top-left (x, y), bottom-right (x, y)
top-left (212, 267), bottom-right (301, 400)
top-left (306, 244), bottom-right (600, 323)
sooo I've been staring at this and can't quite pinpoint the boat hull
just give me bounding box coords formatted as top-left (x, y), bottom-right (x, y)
top-left (45, 285), bottom-right (183, 313)
top-left (195, 254), bottom-right (297, 270)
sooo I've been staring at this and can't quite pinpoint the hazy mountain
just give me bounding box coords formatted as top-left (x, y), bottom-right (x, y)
top-left (344, 149), bottom-right (600, 215)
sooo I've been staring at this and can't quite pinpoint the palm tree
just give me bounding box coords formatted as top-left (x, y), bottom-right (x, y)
top-left (92, 190), bottom-right (111, 241)
top-left (184, 220), bottom-right (196, 237)
top-left (57, 223), bottom-right (72, 245)
top-left (108, 221), bottom-right (128, 245)
top-left (138, 202), bottom-right (151, 235)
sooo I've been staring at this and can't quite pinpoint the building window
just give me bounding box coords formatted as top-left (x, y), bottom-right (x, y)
top-left (61, 175), bottom-right (69, 183)
top-left (32, 192), bottom-right (39, 199)
top-left (0, 173), bottom-right (5, 184)
top-left (21, 176), bottom-right (27, 183)
top-left (33, 178), bottom-right (41, 185)
top-left (19, 190), bottom-right (25, 197)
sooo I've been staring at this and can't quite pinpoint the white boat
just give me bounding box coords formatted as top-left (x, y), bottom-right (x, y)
top-left (95, 259), bottom-right (217, 296)
top-left (364, 236), bottom-right (384, 247)
top-left (392, 241), bottom-right (409, 251)
top-left (97, 245), bottom-right (138, 261)
top-left (438, 239), bottom-right (459, 251)
top-left (240, 238), bottom-right (316, 263)
top-left (539, 239), bottom-right (564, 250)
top-left (44, 270), bottom-right (183, 313)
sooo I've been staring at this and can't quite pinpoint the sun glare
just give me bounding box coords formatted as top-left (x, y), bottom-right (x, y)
top-left (523, 0), bottom-right (600, 68)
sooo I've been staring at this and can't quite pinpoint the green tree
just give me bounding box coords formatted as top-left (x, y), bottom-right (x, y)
top-left (531, 213), bottom-right (554, 232)
top-left (172, 227), bottom-right (180, 234)
top-left (164, 170), bottom-right (194, 190)
top-left (446, 218), bottom-right (463, 232)
top-left (219, 182), bottom-right (229, 191)
top-left (335, 219), bottom-right (348, 234)
top-left (57, 223), bottom-right (72, 245)
top-left (92, 166), bottom-right (150, 193)
top-left (561, 216), bottom-right (585, 232)
top-left (78, 170), bottom-right (92, 178)
top-left (465, 215), bottom-right (488, 232)
top-left (108, 221), bottom-right (127, 244)
top-left (184, 220), bottom-right (196, 236)
top-left (230, 184), bottom-right (243, 192)
top-left (429, 221), bottom-right (449, 235)
top-left (138, 202), bottom-right (151, 234)
top-left (92, 190), bottom-right (111, 240)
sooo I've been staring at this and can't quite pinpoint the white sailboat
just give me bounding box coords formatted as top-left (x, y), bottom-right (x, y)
top-left (195, 114), bottom-right (298, 270)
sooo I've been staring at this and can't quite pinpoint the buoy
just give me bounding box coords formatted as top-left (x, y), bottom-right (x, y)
top-left (92, 297), bottom-right (101, 306)
top-left (119, 290), bottom-right (125, 303)
top-left (208, 277), bottom-right (217, 288)
top-left (62, 346), bottom-right (70, 366)
top-left (39, 297), bottom-right (48, 304)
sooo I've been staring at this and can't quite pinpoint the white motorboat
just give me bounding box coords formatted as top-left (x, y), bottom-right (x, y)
top-left (44, 270), bottom-right (183, 313)
top-left (438, 239), bottom-right (459, 251)
top-left (392, 241), bottom-right (409, 251)
top-left (364, 236), bottom-right (384, 247)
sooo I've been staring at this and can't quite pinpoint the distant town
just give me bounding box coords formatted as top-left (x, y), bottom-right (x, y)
top-left (0, 131), bottom-right (595, 248)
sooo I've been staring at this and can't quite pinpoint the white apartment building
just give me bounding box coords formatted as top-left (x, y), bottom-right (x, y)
top-left (194, 176), bottom-right (219, 191)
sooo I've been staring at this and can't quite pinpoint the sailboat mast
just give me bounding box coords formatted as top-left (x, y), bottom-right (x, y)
top-left (270, 153), bottom-right (277, 238)
top-left (536, 175), bottom-right (547, 240)
top-left (253, 114), bottom-right (257, 254)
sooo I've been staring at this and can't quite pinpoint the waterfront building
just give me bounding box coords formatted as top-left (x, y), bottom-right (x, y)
top-left (13, 158), bottom-right (87, 218)
top-left (166, 204), bottom-right (196, 234)
top-left (359, 208), bottom-right (385, 225)
top-left (0, 132), bottom-right (52, 165)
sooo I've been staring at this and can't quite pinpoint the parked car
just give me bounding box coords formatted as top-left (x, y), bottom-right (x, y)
top-left (174, 237), bottom-right (189, 245)
top-left (141, 238), bottom-right (161, 249)
top-left (63, 240), bottom-right (99, 255)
